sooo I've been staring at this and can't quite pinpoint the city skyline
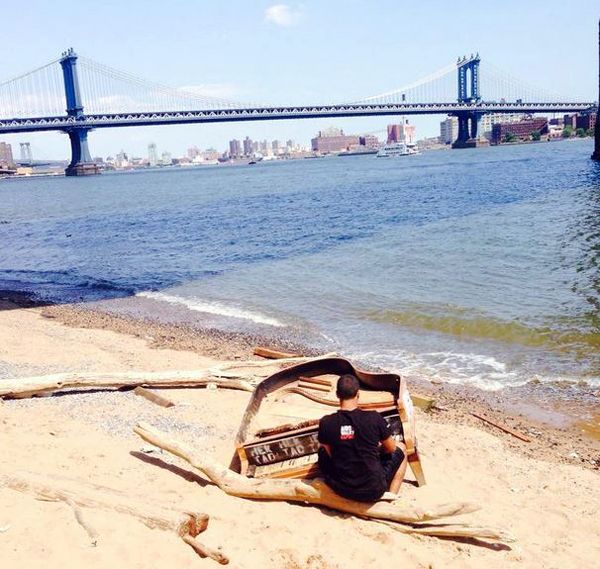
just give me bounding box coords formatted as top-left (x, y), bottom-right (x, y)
top-left (0, 1), bottom-right (597, 159)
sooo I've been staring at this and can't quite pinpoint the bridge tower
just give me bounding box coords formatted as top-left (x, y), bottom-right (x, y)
top-left (60, 48), bottom-right (99, 176)
top-left (452, 54), bottom-right (488, 149)
top-left (593, 18), bottom-right (600, 161)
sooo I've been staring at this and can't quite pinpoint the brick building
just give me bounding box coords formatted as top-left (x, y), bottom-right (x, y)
top-left (491, 118), bottom-right (548, 144)
top-left (311, 128), bottom-right (359, 153)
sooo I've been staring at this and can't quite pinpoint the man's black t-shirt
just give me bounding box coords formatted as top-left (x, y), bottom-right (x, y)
top-left (318, 408), bottom-right (392, 502)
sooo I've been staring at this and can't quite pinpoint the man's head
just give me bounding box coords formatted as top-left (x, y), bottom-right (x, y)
top-left (336, 374), bottom-right (360, 401)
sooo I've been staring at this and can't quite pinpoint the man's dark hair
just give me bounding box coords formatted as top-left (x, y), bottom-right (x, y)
top-left (336, 374), bottom-right (360, 400)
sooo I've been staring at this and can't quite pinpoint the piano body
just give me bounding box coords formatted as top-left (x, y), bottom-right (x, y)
top-left (230, 357), bottom-right (426, 486)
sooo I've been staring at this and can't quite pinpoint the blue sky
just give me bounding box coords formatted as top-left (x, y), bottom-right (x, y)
top-left (1, 1), bottom-right (598, 159)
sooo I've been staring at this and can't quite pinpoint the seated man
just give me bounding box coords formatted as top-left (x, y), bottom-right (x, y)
top-left (318, 374), bottom-right (407, 502)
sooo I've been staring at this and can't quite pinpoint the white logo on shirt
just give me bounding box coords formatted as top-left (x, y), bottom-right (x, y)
top-left (340, 425), bottom-right (355, 440)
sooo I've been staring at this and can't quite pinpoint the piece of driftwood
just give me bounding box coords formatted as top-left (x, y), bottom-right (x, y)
top-left (134, 386), bottom-right (175, 408)
top-left (182, 534), bottom-right (229, 565)
top-left (253, 347), bottom-right (300, 359)
top-left (2, 472), bottom-right (209, 537)
top-left (0, 371), bottom-right (254, 399)
top-left (66, 498), bottom-right (99, 546)
top-left (134, 422), bottom-right (478, 524)
top-left (0, 355), bottom-right (340, 400)
top-left (470, 413), bottom-right (531, 443)
top-left (379, 520), bottom-right (515, 542)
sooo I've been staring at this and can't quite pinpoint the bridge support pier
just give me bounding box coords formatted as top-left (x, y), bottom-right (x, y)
top-left (65, 128), bottom-right (100, 176)
top-left (451, 111), bottom-right (489, 149)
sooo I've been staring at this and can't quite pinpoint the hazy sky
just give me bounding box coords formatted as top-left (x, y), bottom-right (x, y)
top-left (1, 1), bottom-right (598, 159)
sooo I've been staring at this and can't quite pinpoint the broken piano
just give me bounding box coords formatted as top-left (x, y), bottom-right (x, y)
top-left (230, 357), bottom-right (425, 486)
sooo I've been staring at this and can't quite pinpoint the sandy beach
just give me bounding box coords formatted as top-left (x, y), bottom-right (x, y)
top-left (1, 297), bottom-right (599, 569)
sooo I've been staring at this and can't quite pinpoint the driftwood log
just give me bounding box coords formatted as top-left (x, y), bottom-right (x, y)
top-left (0, 355), bottom-right (336, 400)
top-left (133, 422), bottom-right (513, 543)
top-left (1, 471), bottom-right (209, 537)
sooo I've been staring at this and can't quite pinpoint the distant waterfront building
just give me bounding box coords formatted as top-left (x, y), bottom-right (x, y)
top-left (115, 150), bottom-right (129, 168)
top-left (187, 146), bottom-right (200, 159)
top-left (311, 127), bottom-right (359, 153)
top-left (0, 141), bottom-right (14, 167)
top-left (359, 134), bottom-right (379, 148)
top-left (563, 114), bottom-right (577, 129)
top-left (229, 139), bottom-right (242, 158)
top-left (148, 143), bottom-right (158, 167)
top-left (160, 151), bottom-right (172, 166)
top-left (491, 118), bottom-right (548, 144)
top-left (387, 120), bottom-right (416, 144)
top-left (272, 139), bottom-right (281, 154)
top-left (576, 111), bottom-right (596, 131)
top-left (439, 117), bottom-right (459, 144)
top-left (479, 113), bottom-right (525, 138)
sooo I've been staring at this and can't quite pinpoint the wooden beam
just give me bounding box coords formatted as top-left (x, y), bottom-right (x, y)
top-left (253, 347), bottom-right (301, 359)
top-left (470, 413), bottom-right (531, 443)
top-left (134, 387), bottom-right (175, 408)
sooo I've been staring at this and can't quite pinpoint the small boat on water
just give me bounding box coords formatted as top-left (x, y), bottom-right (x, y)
top-left (377, 142), bottom-right (420, 158)
top-left (230, 356), bottom-right (425, 485)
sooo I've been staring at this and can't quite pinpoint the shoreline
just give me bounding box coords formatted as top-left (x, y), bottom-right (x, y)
top-left (1, 288), bottom-right (599, 568)
top-left (2, 288), bottom-right (598, 471)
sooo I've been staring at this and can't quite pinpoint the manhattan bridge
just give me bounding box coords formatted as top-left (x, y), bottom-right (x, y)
top-left (0, 49), bottom-right (595, 175)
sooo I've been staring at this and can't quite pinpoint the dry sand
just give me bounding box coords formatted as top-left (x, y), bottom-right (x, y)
top-left (1, 300), bottom-right (599, 569)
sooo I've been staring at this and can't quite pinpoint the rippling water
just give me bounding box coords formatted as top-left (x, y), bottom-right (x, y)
top-left (1, 139), bottom-right (599, 390)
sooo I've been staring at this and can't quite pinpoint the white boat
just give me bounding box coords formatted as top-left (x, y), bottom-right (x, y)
top-left (376, 142), bottom-right (420, 157)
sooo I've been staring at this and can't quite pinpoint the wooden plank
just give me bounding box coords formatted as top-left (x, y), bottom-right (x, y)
top-left (298, 376), bottom-right (334, 387)
top-left (470, 412), bottom-right (531, 443)
top-left (297, 381), bottom-right (331, 393)
top-left (134, 386), bottom-right (175, 408)
top-left (253, 347), bottom-right (300, 359)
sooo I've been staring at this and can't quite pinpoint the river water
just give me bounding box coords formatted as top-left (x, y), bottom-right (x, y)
top-left (1, 139), bottom-right (599, 392)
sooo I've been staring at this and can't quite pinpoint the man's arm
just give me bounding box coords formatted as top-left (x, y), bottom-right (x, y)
top-left (319, 442), bottom-right (332, 457)
top-left (380, 436), bottom-right (397, 454)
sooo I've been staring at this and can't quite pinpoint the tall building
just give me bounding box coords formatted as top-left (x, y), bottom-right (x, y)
top-left (148, 143), bottom-right (158, 167)
top-left (229, 139), bottom-right (242, 158)
top-left (272, 140), bottom-right (281, 154)
top-left (160, 151), bottom-right (172, 165)
top-left (243, 136), bottom-right (253, 156)
top-left (439, 117), bottom-right (459, 144)
top-left (19, 142), bottom-right (32, 164)
top-left (0, 142), bottom-right (14, 167)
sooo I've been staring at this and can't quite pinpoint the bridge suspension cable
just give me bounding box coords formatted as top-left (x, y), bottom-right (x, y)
top-left (353, 61), bottom-right (458, 105)
top-left (77, 56), bottom-right (262, 114)
top-left (0, 58), bottom-right (64, 118)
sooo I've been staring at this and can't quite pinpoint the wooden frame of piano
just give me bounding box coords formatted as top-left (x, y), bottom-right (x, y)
top-left (230, 357), bottom-right (426, 487)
